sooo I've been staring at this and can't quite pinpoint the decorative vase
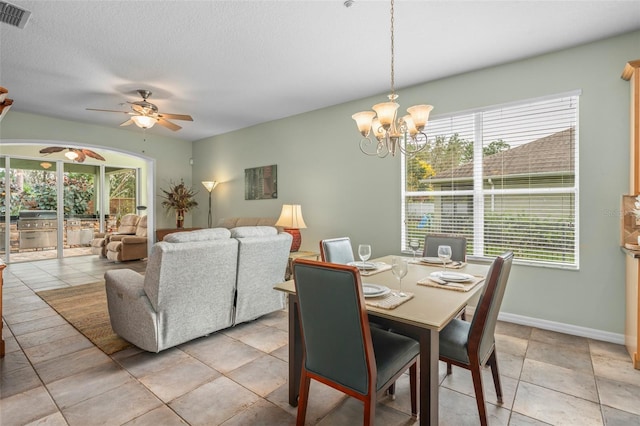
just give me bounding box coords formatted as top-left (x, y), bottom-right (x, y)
top-left (176, 209), bottom-right (185, 229)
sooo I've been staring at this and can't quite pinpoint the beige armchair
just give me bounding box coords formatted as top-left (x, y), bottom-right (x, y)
top-left (90, 214), bottom-right (140, 257)
top-left (106, 215), bottom-right (148, 262)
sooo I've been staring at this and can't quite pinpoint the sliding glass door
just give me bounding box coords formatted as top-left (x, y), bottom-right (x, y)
top-left (0, 155), bottom-right (142, 263)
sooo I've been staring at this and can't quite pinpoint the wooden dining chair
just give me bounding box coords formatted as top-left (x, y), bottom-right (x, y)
top-left (292, 259), bottom-right (419, 426)
top-left (319, 237), bottom-right (355, 264)
top-left (439, 251), bottom-right (514, 426)
top-left (423, 233), bottom-right (467, 261)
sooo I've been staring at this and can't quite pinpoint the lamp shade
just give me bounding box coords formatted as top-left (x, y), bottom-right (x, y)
top-left (372, 101), bottom-right (399, 128)
top-left (131, 115), bottom-right (156, 129)
top-left (276, 204), bottom-right (307, 252)
top-left (275, 204), bottom-right (307, 229)
top-left (202, 181), bottom-right (218, 192)
top-left (402, 115), bottom-right (418, 136)
top-left (406, 104), bottom-right (433, 130)
top-left (352, 111), bottom-right (376, 137)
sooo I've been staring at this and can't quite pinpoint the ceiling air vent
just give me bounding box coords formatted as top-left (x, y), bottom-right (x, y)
top-left (0, 2), bottom-right (31, 29)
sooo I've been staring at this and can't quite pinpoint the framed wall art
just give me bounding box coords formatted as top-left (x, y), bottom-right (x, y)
top-left (245, 164), bottom-right (277, 200)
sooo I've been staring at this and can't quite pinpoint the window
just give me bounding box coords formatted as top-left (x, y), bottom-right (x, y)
top-left (402, 92), bottom-right (579, 268)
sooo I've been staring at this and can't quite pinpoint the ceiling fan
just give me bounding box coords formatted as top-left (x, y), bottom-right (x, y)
top-left (86, 89), bottom-right (193, 131)
top-left (39, 147), bottom-right (105, 163)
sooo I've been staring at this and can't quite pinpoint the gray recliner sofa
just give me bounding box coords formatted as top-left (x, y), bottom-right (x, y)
top-left (104, 226), bottom-right (292, 352)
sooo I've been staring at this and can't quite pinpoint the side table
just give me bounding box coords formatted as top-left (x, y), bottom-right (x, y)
top-left (286, 250), bottom-right (320, 280)
top-left (156, 228), bottom-right (202, 241)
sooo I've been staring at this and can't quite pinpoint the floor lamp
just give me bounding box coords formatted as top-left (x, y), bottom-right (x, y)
top-left (201, 181), bottom-right (218, 227)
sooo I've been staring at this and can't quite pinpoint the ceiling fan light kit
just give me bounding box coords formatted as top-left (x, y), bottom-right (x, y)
top-left (39, 146), bottom-right (106, 163)
top-left (87, 89), bottom-right (193, 132)
top-left (131, 115), bottom-right (156, 129)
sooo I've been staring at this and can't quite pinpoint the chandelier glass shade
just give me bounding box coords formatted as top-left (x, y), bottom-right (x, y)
top-left (352, 0), bottom-right (433, 158)
top-left (131, 115), bottom-right (156, 129)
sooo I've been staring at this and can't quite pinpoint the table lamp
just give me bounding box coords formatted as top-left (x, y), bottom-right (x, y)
top-left (201, 181), bottom-right (218, 228)
top-left (275, 204), bottom-right (307, 252)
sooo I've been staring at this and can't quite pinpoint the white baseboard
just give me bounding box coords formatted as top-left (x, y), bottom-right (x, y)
top-left (464, 307), bottom-right (625, 345)
top-left (498, 312), bottom-right (625, 345)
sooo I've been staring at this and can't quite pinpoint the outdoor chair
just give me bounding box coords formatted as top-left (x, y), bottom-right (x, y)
top-left (105, 215), bottom-right (148, 262)
top-left (90, 213), bottom-right (139, 257)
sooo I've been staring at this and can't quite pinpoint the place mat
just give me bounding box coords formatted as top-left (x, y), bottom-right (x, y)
top-left (417, 275), bottom-right (484, 292)
top-left (413, 260), bottom-right (467, 269)
top-left (365, 291), bottom-right (414, 309)
top-left (360, 263), bottom-right (392, 276)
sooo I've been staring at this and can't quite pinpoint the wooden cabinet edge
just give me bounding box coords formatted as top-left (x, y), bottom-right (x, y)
top-left (0, 260), bottom-right (5, 357)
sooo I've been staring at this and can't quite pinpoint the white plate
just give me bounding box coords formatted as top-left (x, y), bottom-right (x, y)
top-left (420, 257), bottom-right (453, 264)
top-left (429, 271), bottom-right (474, 283)
top-left (362, 284), bottom-right (391, 298)
top-left (348, 261), bottom-right (377, 270)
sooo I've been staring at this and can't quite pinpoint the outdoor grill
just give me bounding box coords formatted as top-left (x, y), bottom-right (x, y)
top-left (17, 210), bottom-right (58, 250)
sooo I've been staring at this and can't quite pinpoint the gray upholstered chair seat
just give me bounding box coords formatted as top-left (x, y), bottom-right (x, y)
top-left (439, 318), bottom-right (470, 364)
top-left (370, 326), bottom-right (420, 390)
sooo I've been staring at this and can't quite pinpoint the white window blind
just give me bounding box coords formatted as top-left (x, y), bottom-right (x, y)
top-left (402, 92), bottom-right (579, 268)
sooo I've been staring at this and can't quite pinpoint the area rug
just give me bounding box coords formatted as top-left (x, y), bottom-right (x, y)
top-left (37, 282), bottom-right (132, 355)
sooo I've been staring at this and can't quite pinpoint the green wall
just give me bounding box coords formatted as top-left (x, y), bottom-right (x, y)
top-left (193, 30), bottom-right (640, 337)
top-left (1, 30), bottom-right (638, 337)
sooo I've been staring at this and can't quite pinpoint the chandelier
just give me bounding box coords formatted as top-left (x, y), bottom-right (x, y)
top-left (352, 0), bottom-right (433, 158)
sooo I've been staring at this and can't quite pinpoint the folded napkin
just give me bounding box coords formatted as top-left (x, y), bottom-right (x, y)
top-left (417, 275), bottom-right (484, 292)
top-left (360, 263), bottom-right (392, 276)
top-left (364, 291), bottom-right (414, 309)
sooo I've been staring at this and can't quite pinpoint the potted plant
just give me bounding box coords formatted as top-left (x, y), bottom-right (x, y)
top-left (159, 179), bottom-right (198, 228)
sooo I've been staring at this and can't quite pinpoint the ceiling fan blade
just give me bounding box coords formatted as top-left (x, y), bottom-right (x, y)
top-left (71, 149), bottom-right (86, 163)
top-left (158, 113), bottom-right (193, 121)
top-left (86, 108), bottom-right (132, 115)
top-left (82, 149), bottom-right (106, 161)
top-left (156, 118), bottom-right (182, 131)
top-left (120, 119), bottom-right (134, 127)
top-left (39, 146), bottom-right (66, 154)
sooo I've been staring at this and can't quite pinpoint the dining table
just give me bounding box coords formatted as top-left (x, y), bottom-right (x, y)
top-left (273, 255), bottom-right (490, 426)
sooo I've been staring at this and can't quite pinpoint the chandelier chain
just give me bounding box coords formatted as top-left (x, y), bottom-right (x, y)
top-left (351, 0), bottom-right (432, 159)
top-left (390, 0), bottom-right (395, 97)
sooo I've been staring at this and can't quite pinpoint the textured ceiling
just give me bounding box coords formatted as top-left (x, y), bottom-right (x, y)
top-left (1, 0), bottom-right (639, 142)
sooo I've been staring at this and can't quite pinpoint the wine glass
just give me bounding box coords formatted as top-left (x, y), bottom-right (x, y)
top-left (358, 244), bottom-right (371, 270)
top-left (408, 239), bottom-right (421, 259)
top-left (391, 256), bottom-right (408, 297)
top-left (437, 245), bottom-right (452, 275)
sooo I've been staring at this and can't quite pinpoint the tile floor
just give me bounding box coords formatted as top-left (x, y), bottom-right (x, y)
top-left (1, 255), bottom-right (640, 425)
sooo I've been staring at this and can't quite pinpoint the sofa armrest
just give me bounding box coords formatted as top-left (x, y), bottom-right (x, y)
top-left (104, 269), bottom-right (159, 352)
top-left (109, 232), bottom-right (136, 242)
top-left (105, 269), bottom-right (145, 296)
top-left (120, 236), bottom-right (147, 244)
